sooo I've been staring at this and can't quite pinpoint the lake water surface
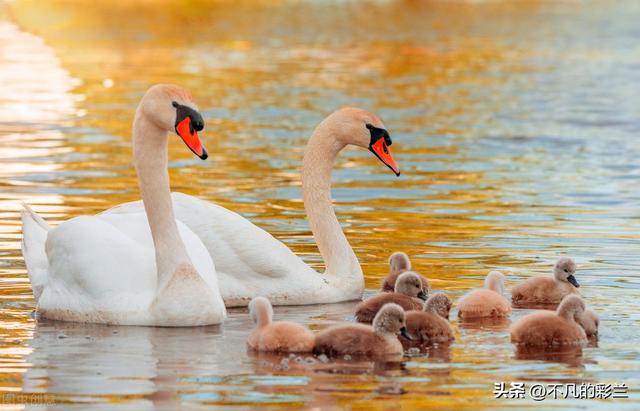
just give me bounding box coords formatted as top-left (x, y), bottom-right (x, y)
top-left (0, 0), bottom-right (639, 409)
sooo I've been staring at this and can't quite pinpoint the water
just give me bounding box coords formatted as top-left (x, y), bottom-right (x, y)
top-left (0, 0), bottom-right (639, 409)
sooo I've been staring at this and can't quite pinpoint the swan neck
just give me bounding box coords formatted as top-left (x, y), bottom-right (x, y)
top-left (133, 112), bottom-right (190, 286)
top-left (302, 123), bottom-right (361, 277)
top-left (256, 309), bottom-right (271, 327)
top-left (251, 298), bottom-right (273, 327)
top-left (484, 272), bottom-right (504, 295)
top-left (557, 302), bottom-right (578, 322)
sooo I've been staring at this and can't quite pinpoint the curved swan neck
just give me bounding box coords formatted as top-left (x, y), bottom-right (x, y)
top-left (255, 306), bottom-right (272, 327)
top-left (301, 122), bottom-right (361, 277)
top-left (484, 271), bottom-right (504, 295)
top-left (250, 297), bottom-right (273, 327)
top-left (556, 298), bottom-right (582, 322)
top-left (133, 111), bottom-right (190, 287)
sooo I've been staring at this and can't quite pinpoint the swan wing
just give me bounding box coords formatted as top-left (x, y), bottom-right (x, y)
top-left (24, 205), bottom-right (222, 325)
top-left (96, 209), bottom-right (221, 296)
top-left (41, 214), bottom-right (158, 318)
top-left (20, 204), bottom-right (50, 301)
top-left (170, 192), bottom-right (311, 279)
top-left (105, 192), bottom-right (326, 306)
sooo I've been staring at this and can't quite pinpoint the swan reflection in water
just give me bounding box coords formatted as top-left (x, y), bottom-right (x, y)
top-left (22, 319), bottom-right (230, 408)
top-left (19, 301), bottom-right (363, 406)
top-left (457, 316), bottom-right (512, 331)
top-left (21, 296), bottom-right (595, 408)
top-left (21, 295), bottom-right (455, 408)
top-left (513, 344), bottom-right (589, 368)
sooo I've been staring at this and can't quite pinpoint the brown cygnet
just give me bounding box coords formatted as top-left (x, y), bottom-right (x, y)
top-left (356, 272), bottom-right (427, 323)
top-left (314, 303), bottom-right (411, 358)
top-left (381, 252), bottom-right (429, 292)
top-left (578, 308), bottom-right (599, 338)
top-left (457, 271), bottom-right (511, 319)
top-left (510, 294), bottom-right (588, 346)
top-left (247, 296), bottom-right (314, 353)
top-left (405, 293), bottom-right (454, 346)
top-left (511, 257), bottom-right (580, 307)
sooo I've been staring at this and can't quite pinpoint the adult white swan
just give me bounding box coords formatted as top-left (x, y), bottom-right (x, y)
top-left (20, 84), bottom-right (226, 326)
top-left (107, 107), bottom-right (400, 307)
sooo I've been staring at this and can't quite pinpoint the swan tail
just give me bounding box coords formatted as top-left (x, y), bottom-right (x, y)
top-left (20, 203), bottom-right (50, 302)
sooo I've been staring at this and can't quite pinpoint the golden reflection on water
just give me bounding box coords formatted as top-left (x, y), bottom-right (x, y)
top-left (1, 0), bottom-right (639, 409)
top-left (8, 0), bottom-right (542, 281)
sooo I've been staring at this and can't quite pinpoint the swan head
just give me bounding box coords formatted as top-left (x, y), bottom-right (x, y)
top-left (389, 251), bottom-right (411, 274)
top-left (324, 107), bottom-right (400, 176)
top-left (553, 257), bottom-right (578, 288)
top-left (395, 271), bottom-right (428, 301)
top-left (578, 308), bottom-right (599, 338)
top-left (137, 84), bottom-right (207, 159)
top-left (556, 294), bottom-right (586, 322)
top-left (373, 303), bottom-right (412, 340)
top-left (484, 270), bottom-right (506, 295)
top-left (248, 296), bottom-right (273, 327)
top-left (424, 292), bottom-right (452, 319)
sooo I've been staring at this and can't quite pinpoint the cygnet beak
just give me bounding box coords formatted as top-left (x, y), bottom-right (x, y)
top-left (400, 326), bottom-right (413, 341)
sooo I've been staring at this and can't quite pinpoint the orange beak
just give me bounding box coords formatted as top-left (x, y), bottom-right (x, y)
top-left (369, 137), bottom-right (400, 176)
top-left (175, 116), bottom-right (208, 160)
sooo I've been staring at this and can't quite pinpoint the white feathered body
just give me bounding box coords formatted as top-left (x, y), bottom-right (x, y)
top-left (21, 205), bottom-right (226, 326)
top-left (104, 192), bottom-right (364, 307)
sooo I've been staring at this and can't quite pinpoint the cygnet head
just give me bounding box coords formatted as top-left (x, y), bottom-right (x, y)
top-left (248, 296), bottom-right (273, 327)
top-left (389, 251), bottom-right (411, 274)
top-left (395, 271), bottom-right (428, 301)
top-left (318, 107), bottom-right (400, 176)
top-left (556, 294), bottom-right (586, 322)
top-left (424, 292), bottom-right (452, 319)
top-left (578, 308), bottom-right (599, 337)
top-left (484, 271), bottom-right (506, 295)
top-left (372, 303), bottom-right (411, 340)
top-left (554, 257), bottom-right (579, 288)
top-left (135, 84), bottom-right (207, 160)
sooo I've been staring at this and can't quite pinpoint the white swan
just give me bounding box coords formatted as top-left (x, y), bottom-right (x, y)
top-left (20, 84), bottom-right (226, 326)
top-left (106, 107), bottom-right (400, 306)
